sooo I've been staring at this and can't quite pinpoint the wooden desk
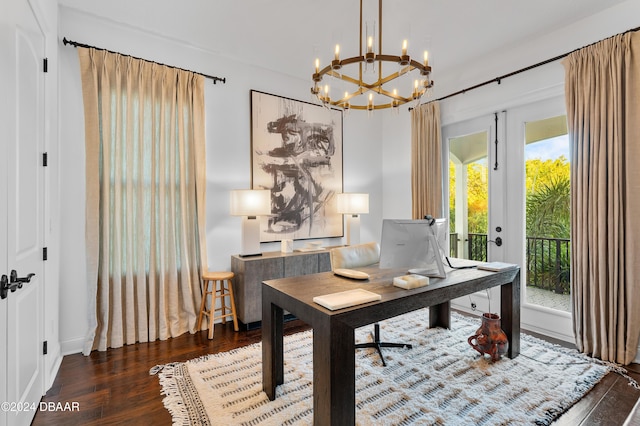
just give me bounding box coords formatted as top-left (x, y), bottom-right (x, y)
top-left (262, 263), bottom-right (520, 426)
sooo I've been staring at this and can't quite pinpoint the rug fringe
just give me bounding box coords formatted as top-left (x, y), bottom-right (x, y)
top-left (149, 364), bottom-right (164, 375)
top-left (157, 363), bottom-right (198, 426)
top-left (150, 362), bottom-right (181, 376)
top-left (595, 359), bottom-right (640, 389)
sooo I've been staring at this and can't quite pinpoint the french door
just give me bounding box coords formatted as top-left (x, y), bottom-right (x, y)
top-left (444, 95), bottom-right (573, 342)
top-left (506, 97), bottom-right (572, 341)
top-left (443, 113), bottom-right (506, 315)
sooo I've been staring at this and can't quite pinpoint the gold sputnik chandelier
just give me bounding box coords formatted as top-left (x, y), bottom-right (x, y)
top-left (311, 0), bottom-right (434, 111)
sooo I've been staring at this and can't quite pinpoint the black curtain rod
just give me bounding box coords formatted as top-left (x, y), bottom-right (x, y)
top-left (62, 37), bottom-right (226, 84)
top-left (411, 25), bottom-right (640, 109)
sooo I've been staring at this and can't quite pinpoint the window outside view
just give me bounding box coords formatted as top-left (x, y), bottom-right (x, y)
top-left (524, 122), bottom-right (571, 312)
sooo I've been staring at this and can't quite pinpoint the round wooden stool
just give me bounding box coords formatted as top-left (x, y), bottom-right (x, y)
top-left (197, 271), bottom-right (239, 339)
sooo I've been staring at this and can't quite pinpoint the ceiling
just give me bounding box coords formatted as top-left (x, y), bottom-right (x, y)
top-left (58, 0), bottom-right (629, 93)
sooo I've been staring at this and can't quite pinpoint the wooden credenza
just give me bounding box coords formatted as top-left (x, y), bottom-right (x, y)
top-left (230, 249), bottom-right (333, 328)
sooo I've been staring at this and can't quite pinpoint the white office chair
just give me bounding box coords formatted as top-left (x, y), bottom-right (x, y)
top-left (329, 242), bottom-right (412, 366)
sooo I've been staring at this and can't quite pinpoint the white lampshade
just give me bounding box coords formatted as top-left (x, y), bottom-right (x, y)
top-left (230, 189), bottom-right (271, 217)
top-left (336, 193), bottom-right (369, 214)
top-left (230, 189), bottom-right (271, 257)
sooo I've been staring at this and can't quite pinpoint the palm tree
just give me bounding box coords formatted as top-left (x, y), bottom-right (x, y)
top-left (526, 176), bottom-right (571, 294)
top-left (526, 176), bottom-right (570, 239)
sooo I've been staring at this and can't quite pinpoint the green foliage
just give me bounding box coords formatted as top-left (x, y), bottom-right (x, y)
top-left (525, 157), bottom-right (570, 239)
top-left (449, 156), bottom-right (570, 238)
top-left (524, 157), bottom-right (571, 293)
top-left (526, 177), bottom-right (570, 239)
top-left (449, 152), bottom-right (571, 294)
top-left (449, 161), bottom-right (488, 234)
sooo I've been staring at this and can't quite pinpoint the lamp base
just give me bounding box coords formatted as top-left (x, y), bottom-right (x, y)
top-left (240, 216), bottom-right (262, 257)
top-left (346, 214), bottom-right (361, 246)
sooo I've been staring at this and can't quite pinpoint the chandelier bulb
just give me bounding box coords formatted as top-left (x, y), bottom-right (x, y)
top-left (400, 40), bottom-right (410, 66)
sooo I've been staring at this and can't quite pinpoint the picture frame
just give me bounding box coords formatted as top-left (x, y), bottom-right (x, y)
top-left (250, 90), bottom-right (344, 242)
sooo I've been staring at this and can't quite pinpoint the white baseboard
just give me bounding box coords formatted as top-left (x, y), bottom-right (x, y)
top-left (60, 337), bottom-right (85, 356)
top-left (519, 322), bottom-right (574, 343)
top-left (45, 353), bottom-right (63, 391)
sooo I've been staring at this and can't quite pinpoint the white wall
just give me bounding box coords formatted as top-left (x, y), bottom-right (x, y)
top-left (57, 7), bottom-right (383, 354)
top-left (433, 0), bottom-right (640, 103)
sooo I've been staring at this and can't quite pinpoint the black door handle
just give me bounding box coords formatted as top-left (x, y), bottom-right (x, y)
top-left (10, 269), bottom-right (35, 285)
top-left (0, 275), bottom-right (8, 299)
top-left (489, 237), bottom-right (503, 247)
top-left (1, 270), bottom-right (36, 299)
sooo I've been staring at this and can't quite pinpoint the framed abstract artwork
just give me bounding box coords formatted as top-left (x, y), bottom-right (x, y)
top-left (250, 90), bottom-right (343, 242)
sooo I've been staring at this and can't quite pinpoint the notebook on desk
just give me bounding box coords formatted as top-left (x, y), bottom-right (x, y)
top-left (313, 289), bottom-right (381, 311)
top-left (477, 261), bottom-right (518, 272)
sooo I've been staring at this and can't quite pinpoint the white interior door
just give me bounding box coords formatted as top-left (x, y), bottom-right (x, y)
top-left (1, 1), bottom-right (46, 425)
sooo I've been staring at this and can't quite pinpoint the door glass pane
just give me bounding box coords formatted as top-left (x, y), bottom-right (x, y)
top-left (524, 115), bottom-right (571, 312)
top-left (449, 131), bottom-right (488, 261)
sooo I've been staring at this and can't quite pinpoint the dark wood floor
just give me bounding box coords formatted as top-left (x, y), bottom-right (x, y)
top-left (33, 320), bottom-right (640, 425)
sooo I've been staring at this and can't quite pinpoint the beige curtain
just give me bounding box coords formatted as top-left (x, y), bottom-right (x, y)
top-left (78, 48), bottom-right (208, 354)
top-left (563, 31), bottom-right (640, 365)
top-left (411, 101), bottom-right (443, 219)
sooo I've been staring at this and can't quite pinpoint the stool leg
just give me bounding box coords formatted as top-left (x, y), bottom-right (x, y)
top-left (197, 279), bottom-right (208, 331)
top-left (226, 278), bottom-right (240, 332)
top-left (218, 280), bottom-right (227, 325)
top-left (208, 281), bottom-right (216, 339)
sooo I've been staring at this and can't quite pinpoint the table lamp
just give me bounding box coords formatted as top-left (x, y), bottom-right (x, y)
top-left (230, 189), bottom-right (271, 257)
top-left (336, 193), bottom-right (369, 245)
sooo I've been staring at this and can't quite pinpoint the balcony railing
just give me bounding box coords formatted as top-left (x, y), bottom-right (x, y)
top-left (449, 233), bottom-right (570, 294)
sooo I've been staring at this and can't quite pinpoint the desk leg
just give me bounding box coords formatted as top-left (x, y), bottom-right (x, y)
top-left (500, 270), bottom-right (521, 358)
top-left (313, 318), bottom-right (355, 426)
top-left (262, 294), bottom-right (284, 400)
top-left (429, 301), bottom-right (451, 329)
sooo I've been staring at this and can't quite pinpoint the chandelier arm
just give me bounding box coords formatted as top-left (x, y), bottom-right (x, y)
top-left (327, 71), bottom-right (362, 86)
top-left (376, 69), bottom-right (412, 86)
top-left (345, 102), bottom-right (400, 110)
top-left (409, 59), bottom-right (432, 74)
top-left (339, 56), bottom-right (366, 66)
top-left (340, 87), bottom-right (367, 102)
top-left (375, 87), bottom-right (408, 100)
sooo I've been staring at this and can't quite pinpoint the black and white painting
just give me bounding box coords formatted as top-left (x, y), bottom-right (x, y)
top-left (250, 90), bottom-right (343, 242)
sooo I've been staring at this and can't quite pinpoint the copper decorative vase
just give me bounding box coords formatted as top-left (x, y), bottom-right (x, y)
top-left (467, 313), bottom-right (509, 361)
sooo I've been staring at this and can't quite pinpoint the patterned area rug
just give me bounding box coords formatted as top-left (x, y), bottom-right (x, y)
top-left (152, 310), bottom-right (610, 425)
